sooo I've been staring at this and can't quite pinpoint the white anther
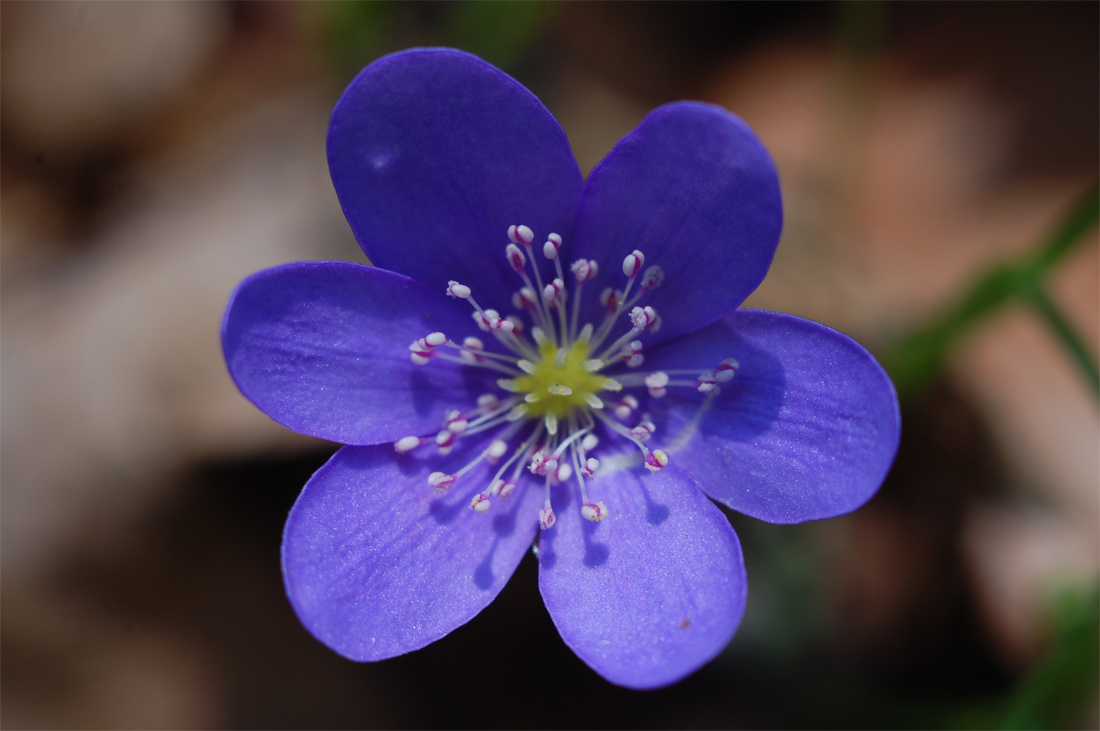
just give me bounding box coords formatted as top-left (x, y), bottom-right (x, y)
top-left (698, 382), bottom-right (720, 394)
top-left (460, 337), bottom-right (485, 364)
top-left (578, 323), bottom-right (594, 343)
top-left (581, 501), bottom-right (609, 522)
top-left (513, 287), bottom-right (538, 310)
top-left (583, 359), bottom-right (604, 372)
top-left (469, 493), bottom-right (491, 513)
top-left (476, 393), bottom-right (499, 410)
top-left (506, 243), bottom-right (527, 272)
top-left (508, 224), bottom-right (534, 245)
top-left (436, 429), bottom-right (456, 448)
top-left (640, 265), bottom-right (664, 291)
top-left (548, 232), bottom-right (562, 248)
top-left (493, 317), bottom-right (515, 333)
top-left (542, 278), bottom-right (564, 304)
top-left (472, 311), bottom-right (491, 331)
top-left (507, 404), bottom-right (528, 421)
top-left (628, 354), bottom-right (644, 367)
top-left (556, 462), bottom-right (572, 483)
top-left (614, 394), bottom-right (638, 420)
top-left (629, 305), bottom-right (657, 331)
top-left (425, 332), bottom-right (446, 347)
top-left (446, 281), bottom-right (471, 299)
top-left (570, 259), bottom-right (598, 283)
top-left (601, 378), bottom-right (623, 392)
top-left (543, 240), bottom-right (559, 260)
top-left (581, 457), bottom-right (600, 479)
top-left (547, 384), bottom-right (573, 396)
top-left (545, 413), bottom-right (558, 436)
top-left (623, 250), bottom-right (645, 278)
top-left (646, 370), bottom-right (669, 398)
top-left (630, 419), bottom-right (655, 442)
top-left (428, 472), bottom-right (456, 492)
top-left (539, 506), bottom-right (556, 530)
top-left (505, 315), bottom-right (524, 332)
top-left (644, 449), bottom-right (669, 472)
top-left (645, 372), bottom-right (669, 388)
top-left (394, 436), bottom-right (422, 453)
top-left (517, 360), bottom-right (537, 374)
top-left (447, 418), bottom-right (468, 434)
top-left (487, 440), bottom-right (508, 462)
top-left (410, 352), bottom-right (430, 365)
top-left (497, 378), bottom-right (521, 392)
top-left (499, 479), bottom-right (517, 499)
top-left (524, 393), bottom-right (541, 403)
top-left (629, 340), bottom-right (643, 354)
top-left (581, 434), bottom-right (599, 451)
top-left (531, 327), bottom-right (549, 347)
top-left (716, 358), bottom-right (740, 381)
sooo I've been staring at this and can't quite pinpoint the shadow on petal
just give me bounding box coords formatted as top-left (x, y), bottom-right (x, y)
top-left (582, 520), bottom-right (609, 567)
top-left (639, 479), bottom-right (670, 526)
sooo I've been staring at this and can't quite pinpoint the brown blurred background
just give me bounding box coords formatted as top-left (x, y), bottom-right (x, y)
top-left (2, 2), bottom-right (1097, 728)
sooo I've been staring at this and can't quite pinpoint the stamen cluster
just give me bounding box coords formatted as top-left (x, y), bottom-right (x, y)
top-left (397, 225), bottom-right (738, 527)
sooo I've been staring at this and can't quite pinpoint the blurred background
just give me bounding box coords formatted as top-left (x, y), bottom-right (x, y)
top-left (1, 2), bottom-right (1096, 728)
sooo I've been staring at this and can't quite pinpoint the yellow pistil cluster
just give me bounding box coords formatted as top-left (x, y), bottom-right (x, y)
top-left (511, 341), bottom-right (619, 419)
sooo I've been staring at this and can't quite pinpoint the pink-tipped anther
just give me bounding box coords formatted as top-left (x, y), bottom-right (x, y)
top-left (446, 280), bottom-right (471, 299)
top-left (512, 287), bottom-right (538, 310)
top-left (469, 493), bottom-right (491, 513)
top-left (640, 265), bottom-right (664, 291)
top-left (645, 371), bottom-right (669, 399)
top-left (715, 358), bottom-right (739, 382)
top-left (542, 278), bottom-right (564, 304)
top-left (539, 505), bottom-right (556, 530)
top-left (394, 436), bottom-right (422, 454)
top-left (580, 457), bottom-right (600, 479)
top-left (508, 224), bottom-right (535, 245)
top-left (496, 478), bottom-right (516, 499)
top-left (644, 449), bottom-right (669, 472)
top-left (629, 305), bottom-right (657, 331)
top-left (600, 287), bottom-right (622, 313)
top-left (613, 394), bottom-right (639, 420)
top-left (428, 471), bottom-right (456, 492)
top-left (622, 250), bottom-right (645, 278)
top-left (506, 243), bottom-right (527, 272)
top-left (581, 501), bottom-right (609, 522)
top-left (630, 419), bottom-right (655, 442)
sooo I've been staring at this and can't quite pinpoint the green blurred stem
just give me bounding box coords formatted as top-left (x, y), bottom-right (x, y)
top-left (886, 182), bottom-right (1099, 401)
top-left (1020, 281), bottom-right (1100, 397)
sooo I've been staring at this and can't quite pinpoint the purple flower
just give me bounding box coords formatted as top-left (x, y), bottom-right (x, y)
top-left (221, 48), bottom-right (899, 690)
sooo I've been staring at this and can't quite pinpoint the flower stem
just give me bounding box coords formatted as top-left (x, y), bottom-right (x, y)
top-left (885, 181), bottom-right (1099, 402)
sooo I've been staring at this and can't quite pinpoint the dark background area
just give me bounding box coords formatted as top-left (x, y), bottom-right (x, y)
top-left (2, 2), bottom-right (1096, 728)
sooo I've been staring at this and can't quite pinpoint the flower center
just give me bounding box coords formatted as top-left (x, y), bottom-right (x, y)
top-left (398, 224), bottom-right (737, 529)
top-left (510, 341), bottom-right (615, 419)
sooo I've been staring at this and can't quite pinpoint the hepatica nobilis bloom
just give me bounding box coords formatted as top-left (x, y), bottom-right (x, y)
top-left (222, 48), bottom-right (900, 689)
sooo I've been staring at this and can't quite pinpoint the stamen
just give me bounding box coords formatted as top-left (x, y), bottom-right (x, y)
top-left (644, 450), bottom-right (669, 472)
top-left (581, 501), bottom-right (609, 522)
top-left (580, 457), bottom-right (600, 479)
top-left (469, 493), bottom-right (491, 513)
top-left (639, 266), bottom-right (664, 291)
top-left (645, 371), bottom-right (669, 398)
top-left (539, 501), bottom-right (556, 530)
top-left (622, 250), bottom-right (645, 278)
top-left (428, 471), bottom-right (456, 492)
top-left (508, 224), bottom-right (534, 245)
top-left (613, 394), bottom-right (639, 420)
top-left (629, 306), bottom-right (657, 331)
top-left (715, 358), bottom-right (739, 382)
top-left (446, 281), bottom-right (471, 299)
top-left (505, 243), bottom-right (527, 273)
top-left (394, 436), bottom-right (422, 453)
